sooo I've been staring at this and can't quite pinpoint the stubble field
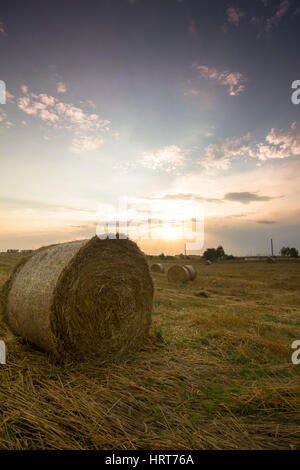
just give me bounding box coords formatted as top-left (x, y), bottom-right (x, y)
top-left (0, 253), bottom-right (299, 450)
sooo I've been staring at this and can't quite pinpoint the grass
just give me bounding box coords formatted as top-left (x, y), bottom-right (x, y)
top-left (0, 253), bottom-right (300, 449)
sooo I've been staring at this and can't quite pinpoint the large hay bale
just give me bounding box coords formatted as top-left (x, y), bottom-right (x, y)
top-left (151, 263), bottom-right (164, 273)
top-left (267, 257), bottom-right (275, 263)
top-left (205, 260), bottom-right (212, 266)
top-left (1, 236), bottom-right (153, 361)
top-left (184, 265), bottom-right (197, 281)
top-left (167, 265), bottom-right (190, 283)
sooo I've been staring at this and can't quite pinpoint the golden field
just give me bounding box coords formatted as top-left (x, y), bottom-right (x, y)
top-left (0, 253), bottom-right (299, 450)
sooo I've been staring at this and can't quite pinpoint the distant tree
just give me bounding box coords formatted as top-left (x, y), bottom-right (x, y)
top-left (203, 246), bottom-right (227, 261)
top-left (280, 247), bottom-right (298, 257)
top-left (289, 247), bottom-right (299, 258)
top-left (216, 245), bottom-right (225, 259)
top-left (159, 253), bottom-right (165, 260)
top-left (203, 248), bottom-right (218, 261)
top-left (280, 247), bottom-right (290, 256)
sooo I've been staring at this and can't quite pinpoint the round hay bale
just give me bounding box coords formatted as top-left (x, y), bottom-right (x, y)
top-left (150, 263), bottom-right (164, 273)
top-left (267, 257), bottom-right (275, 263)
top-left (205, 260), bottom-right (212, 266)
top-left (167, 265), bottom-right (190, 283)
top-left (184, 264), bottom-right (197, 281)
top-left (1, 236), bottom-right (153, 361)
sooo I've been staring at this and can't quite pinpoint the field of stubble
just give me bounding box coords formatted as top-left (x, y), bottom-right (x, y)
top-left (0, 253), bottom-right (299, 450)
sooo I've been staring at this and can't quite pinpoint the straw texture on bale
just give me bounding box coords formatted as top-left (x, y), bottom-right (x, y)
top-left (167, 265), bottom-right (190, 283)
top-left (150, 263), bottom-right (164, 273)
top-left (184, 264), bottom-right (197, 281)
top-left (1, 236), bottom-right (153, 361)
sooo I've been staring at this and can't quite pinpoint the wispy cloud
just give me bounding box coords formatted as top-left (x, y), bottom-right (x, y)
top-left (192, 63), bottom-right (246, 96)
top-left (224, 192), bottom-right (276, 204)
top-left (17, 90), bottom-right (110, 153)
top-left (69, 134), bottom-right (104, 153)
top-left (139, 145), bottom-right (186, 173)
top-left (200, 122), bottom-right (300, 169)
top-left (252, 0), bottom-right (292, 37)
top-left (256, 122), bottom-right (300, 161)
top-left (0, 109), bottom-right (13, 129)
top-left (56, 81), bottom-right (67, 94)
top-left (6, 91), bottom-right (15, 103)
top-left (255, 219), bottom-right (277, 224)
top-left (226, 7), bottom-right (244, 26)
top-left (202, 134), bottom-right (253, 169)
top-left (0, 20), bottom-right (6, 36)
top-left (265, 0), bottom-right (290, 32)
top-left (21, 84), bottom-right (28, 94)
top-left (144, 193), bottom-right (222, 203)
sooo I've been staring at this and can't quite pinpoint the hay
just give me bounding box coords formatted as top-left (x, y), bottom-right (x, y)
top-left (184, 264), bottom-right (197, 281)
top-left (1, 236), bottom-right (153, 361)
top-left (167, 265), bottom-right (190, 283)
top-left (150, 263), bottom-right (164, 273)
top-left (205, 260), bottom-right (212, 265)
top-left (267, 257), bottom-right (275, 263)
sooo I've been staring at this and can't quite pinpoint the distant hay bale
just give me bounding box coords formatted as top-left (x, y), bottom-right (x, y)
top-left (150, 263), bottom-right (164, 273)
top-left (167, 265), bottom-right (190, 283)
top-left (184, 265), bottom-right (197, 281)
top-left (267, 257), bottom-right (275, 263)
top-left (205, 260), bottom-right (212, 265)
top-left (1, 236), bottom-right (153, 361)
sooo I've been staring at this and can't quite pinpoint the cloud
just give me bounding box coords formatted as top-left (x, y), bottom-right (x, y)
top-left (0, 109), bottom-right (13, 128)
top-left (226, 7), bottom-right (244, 26)
top-left (265, 0), bottom-right (290, 32)
top-left (255, 219), bottom-right (277, 224)
top-left (21, 84), bottom-right (28, 94)
top-left (224, 192), bottom-right (275, 204)
top-left (252, 0), bottom-right (291, 37)
top-left (6, 91), bottom-right (15, 103)
top-left (69, 135), bottom-right (104, 153)
top-left (57, 81), bottom-right (67, 94)
top-left (200, 122), bottom-right (300, 170)
top-left (17, 91), bottom-right (110, 153)
top-left (193, 63), bottom-right (246, 96)
top-left (145, 193), bottom-right (222, 203)
top-left (202, 134), bottom-right (253, 169)
top-left (136, 191), bottom-right (277, 207)
top-left (139, 145), bottom-right (186, 173)
top-left (256, 122), bottom-right (300, 161)
top-left (0, 20), bottom-right (6, 36)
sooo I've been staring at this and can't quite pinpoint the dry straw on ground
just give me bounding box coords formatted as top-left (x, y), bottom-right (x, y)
top-left (151, 263), bottom-right (164, 273)
top-left (1, 236), bottom-right (153, 362)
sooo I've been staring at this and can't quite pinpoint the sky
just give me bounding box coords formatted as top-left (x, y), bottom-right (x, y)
top-left (0, 0), bottom-right (300, 255)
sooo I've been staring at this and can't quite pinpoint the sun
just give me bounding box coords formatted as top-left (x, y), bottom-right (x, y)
top-left (159, 224), bottom-right (183, 240)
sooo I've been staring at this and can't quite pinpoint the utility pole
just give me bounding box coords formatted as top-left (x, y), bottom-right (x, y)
top-left (271, 238), bottom-right (274, 257)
